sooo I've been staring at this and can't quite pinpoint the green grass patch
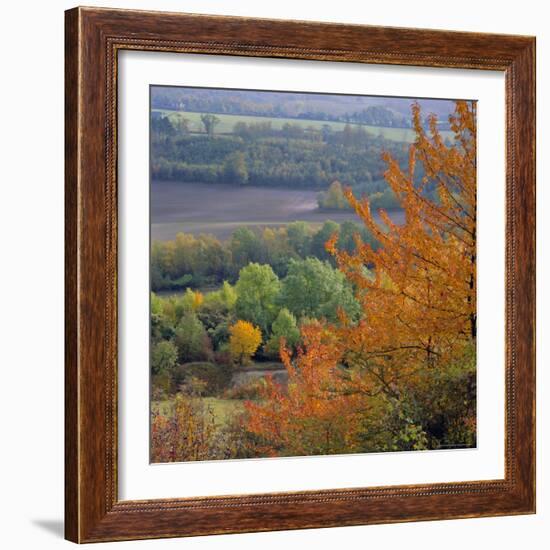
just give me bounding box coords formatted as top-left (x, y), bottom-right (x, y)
top-left (152, 396), bottom-right (244, 429)
top-left (152, 109), bottom-right (453, 143)
top-left (203, 397), bottom-right (245, 426)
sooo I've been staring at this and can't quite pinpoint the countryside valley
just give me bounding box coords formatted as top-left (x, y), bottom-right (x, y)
top-left (149, 87), bottom-right (477, 462)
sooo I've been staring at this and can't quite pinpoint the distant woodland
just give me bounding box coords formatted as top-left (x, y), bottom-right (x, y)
top-left (157, 108), bottom-right (449, 211)
top-left (151, 87), bottom-right (454, 128)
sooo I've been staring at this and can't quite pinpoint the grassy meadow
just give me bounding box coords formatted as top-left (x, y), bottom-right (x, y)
top-left (152, 108), bottom-right (455, 143)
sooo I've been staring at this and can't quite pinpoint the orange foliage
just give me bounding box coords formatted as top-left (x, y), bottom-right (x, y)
top-left (244, 101), bottom-right (477, 454)
top-left (245, 323), bottom-right (366, 456)
top-left (192, 290), bottom-right (204, 310)
top-left (326, 100), bottom-right (476, 391)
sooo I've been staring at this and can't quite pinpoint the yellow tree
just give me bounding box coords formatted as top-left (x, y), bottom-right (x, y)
top-left (229, 320), bottom-right (262, 365)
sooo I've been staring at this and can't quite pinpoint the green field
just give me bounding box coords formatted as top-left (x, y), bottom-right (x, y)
top-left (152, 108), bottom-right (453, 143)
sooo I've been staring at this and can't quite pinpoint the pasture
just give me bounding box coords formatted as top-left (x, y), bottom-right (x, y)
top-left (152, 108), bottom-right (453, 143)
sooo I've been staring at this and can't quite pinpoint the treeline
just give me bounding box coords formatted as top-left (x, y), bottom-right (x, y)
top-left (151, 220), bottom-right (378, 292)
top-left (151, 88), bottom-right (452, 129)
top-left (318, 180), bottom-right (400, 210)
top-left (151, 257), bottom-right (359, 395)
top-left (151, 116), bottom-right (419, 194)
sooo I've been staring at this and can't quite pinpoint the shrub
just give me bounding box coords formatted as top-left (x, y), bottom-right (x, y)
top-left (151, 371), bottom-right (173, 400)
top-left (151, 393), bottom-right (219, 462)
top-left (151, 340), bottom-right (178, 375)
top-left (173, 361), bottom-right (233, 396)
top-left (223, 377), bottom-right (267, 400)
top-left (174, 312), bottom-right (213, 363)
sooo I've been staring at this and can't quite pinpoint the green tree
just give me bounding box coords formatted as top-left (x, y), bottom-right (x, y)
top-left (171, 232), bottom-right (197, 278)
top-left (287, 221), bottom-right (312, 258)
top-left (219, 280), bottom-right (238, 309)
top-left (151, 340), bottom-right (178, 375)
top-left (369, 186), bottom-right (399, 209)
top-left (265, 308), bottom-right (300, 356)
top-left (151, 115), bottom-right (175, 138)
top-left (174, 311), bottom-right (211, 363)
top-left (223, 152), bottom-right (249, 185)
top-left (151, 292), bottom-right (164, 316)
top-left (235, 263), bottom-right (281, 334)
top-left (200, 113), bottom-right (220, 137)
top-left (230, 227), bottom-right (265, 271)
top-left (311, 220), bottom-right (339, 262)
top-left (203, 280), bottom-right (237, 311)
top-left (279, 258), bottom-right (359, 322)
top-left (174, 116), bottom-right (189, 135)
top-left (337, 221), bottom-right (378, 254)
top-left (198, 282), bottom-right (237, 350)
top-left (261, 227), bottom-right (295, 277)
top-left (318, 180), bottom-right (348, 210)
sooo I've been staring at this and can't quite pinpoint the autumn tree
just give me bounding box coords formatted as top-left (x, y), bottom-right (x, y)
top-left (244, 100), bottom-right (477, 454)
top-left (223, 151), bottom-right (249, 185)
top-left (318, 180), bottom-right (348, 210)
top-left (181, 288), bottom-right (203, 311)
top-left (326, 100), bottom-right (477, 389)
top-left (229, 320), bottom-right (262, 365)
top-left (246, 322), bottom-right (365, 456)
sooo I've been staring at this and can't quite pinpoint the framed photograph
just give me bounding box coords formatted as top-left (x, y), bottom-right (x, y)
top-left (65, 7), bottom-right (536, 543)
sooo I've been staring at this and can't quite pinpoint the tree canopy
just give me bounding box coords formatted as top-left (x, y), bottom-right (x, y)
top-left (279, 257), bottom-right (359, 322)
top-left (229, 320), bottom-right (262, 365)
top-left (235, 263), bottom-right (281, 334)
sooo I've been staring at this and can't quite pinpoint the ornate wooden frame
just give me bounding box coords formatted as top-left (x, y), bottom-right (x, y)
top-left (65, 6), bottom-right (536, 543)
